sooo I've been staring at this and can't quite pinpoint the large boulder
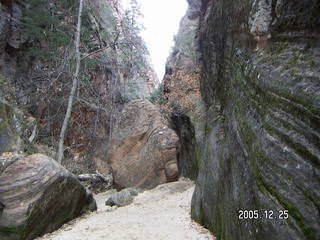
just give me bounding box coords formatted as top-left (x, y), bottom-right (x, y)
top-left (108, 100), bottom-right (179, 189)
top-left (0, 153), bottom-right (97, 240)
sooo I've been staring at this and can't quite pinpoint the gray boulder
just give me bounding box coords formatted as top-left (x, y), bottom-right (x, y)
top-left (126, 188), bottom-right (141, 196)
top-left (0, 153), bottom-right (97, 240)
top-left (105, 188), bottom-right (141, 207)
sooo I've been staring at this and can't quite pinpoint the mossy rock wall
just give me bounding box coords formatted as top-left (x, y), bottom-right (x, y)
top-left (190, 0), bottom-right (320, 240)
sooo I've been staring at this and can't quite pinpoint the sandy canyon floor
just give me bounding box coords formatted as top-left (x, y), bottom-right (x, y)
top-left (37, 180), bottom-right (215, 240)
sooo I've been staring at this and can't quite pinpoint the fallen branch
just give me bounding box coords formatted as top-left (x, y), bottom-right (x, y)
top-left (78, 172), bottom-right (112, 183)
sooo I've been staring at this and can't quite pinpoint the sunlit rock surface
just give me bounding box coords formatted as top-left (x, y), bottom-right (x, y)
top-left (0, 154), bottom-right (96, 240)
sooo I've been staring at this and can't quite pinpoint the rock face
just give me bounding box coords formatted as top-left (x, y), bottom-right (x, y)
top-left (164, 0), bottom-right (320, 239)
top-left (108, 100), bottom-right (179, 189)
top-left (171, 114), bottom-right (200, 180)
top-left (0, 154), bottom-right (97, 240)
top-left (162, 0), bottom-right (206, 180)
top-left (185, 0), bottom-right (320, 240)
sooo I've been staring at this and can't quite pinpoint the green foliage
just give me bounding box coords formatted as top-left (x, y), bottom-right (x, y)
top-left (83, 58), bottom-right (98, 69)
top-left (80, 27), bottom-right (95, 49)
top-left (126, 80), bottom-right (143, 101)
top-left (148, 84), bottom-right (165, 104)
top-left (21, 0), bottom-right (77, 58)
top-left (101, 3), bottom-right (118, 32)
top-left (0, 75), bottom-right (7, 88)
top-left (123, 0), bottom-right (144, 34)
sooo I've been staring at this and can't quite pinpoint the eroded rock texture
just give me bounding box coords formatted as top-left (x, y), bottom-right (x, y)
top-left (162, 0), bottom-right (206, 180)
top-left (162, 0), bottom-right (320, 240)
top-left (108, 100), bottom-right (179, 189)
top-left (0, 154), bottom-right (96, 240)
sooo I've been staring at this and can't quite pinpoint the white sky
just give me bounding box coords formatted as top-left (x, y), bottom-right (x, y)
top-left (123, 0), bottom-right (188, 80)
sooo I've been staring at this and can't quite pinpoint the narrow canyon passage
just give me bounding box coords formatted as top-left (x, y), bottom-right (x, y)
top-left (36, 180), bottom-right (214, 240)
top-left (0, 0), bottom-right (319, 239)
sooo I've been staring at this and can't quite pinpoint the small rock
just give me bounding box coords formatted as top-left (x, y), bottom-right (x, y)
top-left (105, 188), bottom-right (140, 207)
top-left (126, 188), bottom-right (142, 196)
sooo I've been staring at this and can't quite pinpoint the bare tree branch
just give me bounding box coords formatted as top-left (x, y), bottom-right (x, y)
top-left (58, 0), bottom-right (84, 163)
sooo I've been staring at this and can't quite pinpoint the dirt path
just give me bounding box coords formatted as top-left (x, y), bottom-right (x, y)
top-left (37, 180), bottom-right (215, 240)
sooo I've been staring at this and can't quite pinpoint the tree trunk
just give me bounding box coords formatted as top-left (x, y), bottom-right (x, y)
top-left (57, 0), bottom-right (84, 163)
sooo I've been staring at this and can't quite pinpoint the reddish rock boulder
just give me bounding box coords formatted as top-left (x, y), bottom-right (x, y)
top-left (108, 100), bottom-right (179, 189)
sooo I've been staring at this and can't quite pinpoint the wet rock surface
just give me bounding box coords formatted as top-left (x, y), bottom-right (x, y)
top-left (108, 100), bottom-right (179, 189)
top-left (0, 153), bottom-right (97, 240)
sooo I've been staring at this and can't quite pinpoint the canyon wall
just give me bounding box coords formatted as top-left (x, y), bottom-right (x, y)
top-left (0, 0), bottom-right (157, 174)
top-left (165, 0), bottom-right (320, 239)
top-left (163, 0), bottom-right (205, 180)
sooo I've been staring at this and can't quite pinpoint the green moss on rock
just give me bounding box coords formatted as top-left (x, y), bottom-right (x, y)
top-left (0, 102), bottom-right (17, 153)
